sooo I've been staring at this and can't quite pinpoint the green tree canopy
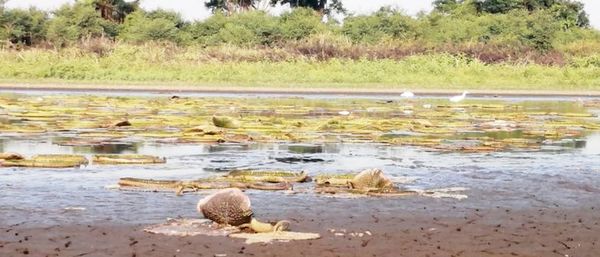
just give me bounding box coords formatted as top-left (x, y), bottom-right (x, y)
top-left (92, 0), bottom-right (139, 23)
top-left (433, 0), bottom-right (588, 28)
top-left (46, 2), bottom-right (118, 46)
top-left (0, 7), bottom-right (48, 45)
top-left (205, 0), bottom-right (255, 15)
top-left (271, 0), bottom-right (345, 14)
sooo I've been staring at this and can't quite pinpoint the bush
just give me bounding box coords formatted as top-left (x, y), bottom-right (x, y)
top-left (188, 11), bottom-right (280, 46)
top-left (119, 11), bottom-right (184, 43)
top-left (279, 8), bottom-right (326, 41)
top-left (342, 8), bottom-right (418, 44)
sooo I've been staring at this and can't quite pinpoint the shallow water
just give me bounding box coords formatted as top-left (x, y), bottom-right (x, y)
top-left (1, 93), bottom-right (600, 227)
top-left (1, 137), bottom-right (599, 226)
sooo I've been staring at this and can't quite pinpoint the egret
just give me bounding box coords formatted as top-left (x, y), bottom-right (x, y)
top-left (338, 110), bottom-right (351, 116)
top-left (450, 91), bottom-right (468, 103)
top-left (401, 91), bottom-right (415, 98)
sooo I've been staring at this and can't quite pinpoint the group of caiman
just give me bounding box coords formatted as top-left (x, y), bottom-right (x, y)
top-left (117, 168), bottom-right (414, 197)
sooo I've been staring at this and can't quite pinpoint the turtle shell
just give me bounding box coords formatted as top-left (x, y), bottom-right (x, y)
top-left (197, 188), bottom-right (253, 226)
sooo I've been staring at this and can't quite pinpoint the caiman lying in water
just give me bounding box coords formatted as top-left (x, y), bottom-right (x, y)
top-left (118, 170), bottom-right (309, 196)
top-left (315, 168), bottom-right (419, 196)
top-left (119, 177), bottom-right (293, 196)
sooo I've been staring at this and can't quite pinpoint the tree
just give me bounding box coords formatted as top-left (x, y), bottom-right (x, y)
top-left (435, 0), bottom-right (589, 28)
top-left (475, 0), bottom-right (522, 13)
top-left (46, 2), bottom-right (117, 46)
top-left (433, 0), bottom-right (461, 12)
top-left (205, 0), bottom-right (255, 15)
top-left (271, 0), bottom-right (345, 15)
top-left (0, 8), bottom-right (48, 45)
top-left (92, 0), bottom-right (139, 23)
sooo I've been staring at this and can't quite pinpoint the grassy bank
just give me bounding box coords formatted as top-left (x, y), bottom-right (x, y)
top-left (1, 45), bottom-right (599, 91)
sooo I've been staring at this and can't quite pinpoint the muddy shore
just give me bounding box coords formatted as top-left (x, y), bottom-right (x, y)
top-left (2, 196), bottom-right (598, 257)
top-left (2, 83), bottom-right (600, 98)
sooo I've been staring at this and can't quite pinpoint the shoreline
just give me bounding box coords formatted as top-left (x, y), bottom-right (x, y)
top-left (2, 82), bottom-right (600, 98)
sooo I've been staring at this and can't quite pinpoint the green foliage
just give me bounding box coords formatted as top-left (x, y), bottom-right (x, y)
top-left (476, 0), bottom-right (522, 13)
top-left (91, 0), bottom-right (139, 23)
top-left (188, 11), bottom-right (280, 46)
top-left (342, 8), bottom-right (418, 43)
top-left (46, 2), bottom-right (117, 46)
top-left (2, 44), bottom-right (599, 90)
top-left (0, 8), bottom-right (47, 45)
top-left (279, 8), bottom-right (326, 40)
top-left (271, 0), bottom-right (345, 14)
top-left (433, 0), bottom-right (461, 12)
top-left (119, 11), bottom-right (185, 43)
top-left (205, 0), bottom-right (254, 15)
top-left (443, 0), bottom-right (591, 28)
top-left (0, 0), bottom-right (598, 61)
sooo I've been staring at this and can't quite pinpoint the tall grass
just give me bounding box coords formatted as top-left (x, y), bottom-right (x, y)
top-left (1, 43), bottom-right (599, 90)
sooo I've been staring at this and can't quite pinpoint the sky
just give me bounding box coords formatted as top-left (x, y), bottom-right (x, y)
top-left (4, 0), bottom-right (600, 29)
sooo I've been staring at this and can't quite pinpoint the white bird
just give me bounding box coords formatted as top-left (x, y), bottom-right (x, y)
top-left (450, 91), bottom-right (468, 103)
top-left (401, 91), bottom-right (415, 98)
top-left (338, 110), bottom-right (351, 116)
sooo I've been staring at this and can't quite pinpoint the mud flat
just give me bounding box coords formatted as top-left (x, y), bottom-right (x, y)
top-left (1, 194), bottom-right (599, 257)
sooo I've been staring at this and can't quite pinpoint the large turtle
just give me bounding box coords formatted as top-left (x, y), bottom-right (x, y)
top-left (197, 188), bottom-right (253, 226)
top-left (197, 188), bottom-right (290, 232)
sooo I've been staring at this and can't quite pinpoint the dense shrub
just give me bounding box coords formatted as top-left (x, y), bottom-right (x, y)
top-left (342, 8), bottom-right (418, 43)
top-left (119, 11), bottom-right (186, 43)
top-left (279, 8), bottom-right (326, 40)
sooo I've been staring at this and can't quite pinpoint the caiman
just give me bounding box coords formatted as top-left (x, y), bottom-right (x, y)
top-left (118, 177), bottom-right (292, 196)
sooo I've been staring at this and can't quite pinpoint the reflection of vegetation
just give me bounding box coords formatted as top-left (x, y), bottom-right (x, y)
top-left (0, 94), bottom-right (598, 153)
top-left (73, 143), bottom-right (139, 154)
